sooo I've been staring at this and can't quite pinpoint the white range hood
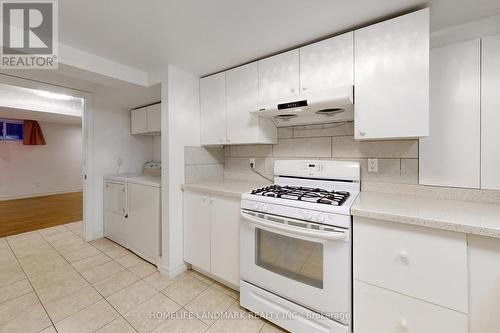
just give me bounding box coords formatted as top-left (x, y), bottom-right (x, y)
top-left (252, 85), bottom-right (354, 127)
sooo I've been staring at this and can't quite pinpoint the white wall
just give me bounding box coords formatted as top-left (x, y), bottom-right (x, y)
top-left (160, 65), bottom-right (200, 277)
top-left (0, 121), bottom-right (83, 200)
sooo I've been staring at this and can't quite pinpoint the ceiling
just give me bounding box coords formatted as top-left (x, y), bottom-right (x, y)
top-left (59, 0), bottom-right (500, 77)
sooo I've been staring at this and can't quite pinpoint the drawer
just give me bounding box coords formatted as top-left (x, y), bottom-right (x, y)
top-left (353, 217), bottom-right (468, 312)
top-left (354, 280), bottom-right (467, 333)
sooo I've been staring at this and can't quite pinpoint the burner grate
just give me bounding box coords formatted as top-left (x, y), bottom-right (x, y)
top-left (251, 185), bottom-right (350, 206)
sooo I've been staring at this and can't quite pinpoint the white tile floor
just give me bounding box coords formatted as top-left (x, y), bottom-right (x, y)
top-left (0, 222), bottom-right (288, 333)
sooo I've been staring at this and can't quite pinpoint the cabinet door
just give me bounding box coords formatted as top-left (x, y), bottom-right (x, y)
top-left (127, 183), bottom-right (161, 263)
top-left (103, 181), bottom-right (126, 215)
top-left (210, 195), bottom-right (241, 286)
top-left (200, 73), bottom-right (226, 145)
top-left (468, 235), bottom-right (500, 333)
top-left (258, 49), bottom-right (300, 102)
top-left (354, 280), bottom-right (468, 333)
top-left (420, 40), bottom-right (481, 188)
top-left (131, 108), bottom-right (148, 134)
top-left (481, 34), bottom-right (500, 190)
top-left (300, 32), bottom-right (353, 93)
top-left (183, 190), bottom-right (211, 272)
top-left (354, 8), bottom-right (429, 140)
top-left (104, 210), bottom-right (126, 247)
top-left (147, 103), bottom-right (161, 133)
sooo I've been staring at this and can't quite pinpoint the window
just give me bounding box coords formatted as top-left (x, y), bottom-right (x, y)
top-left (0, 119), bottom-right (24, 141)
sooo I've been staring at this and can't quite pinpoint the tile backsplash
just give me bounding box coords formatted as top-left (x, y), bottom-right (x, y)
top-left (184, 146), bottom-right (224, 184)
top-left (223, 122), bottom-right (419, 184)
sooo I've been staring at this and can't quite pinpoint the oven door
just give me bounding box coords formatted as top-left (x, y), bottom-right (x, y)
top-left (240, 209), bottom-right (351, 324)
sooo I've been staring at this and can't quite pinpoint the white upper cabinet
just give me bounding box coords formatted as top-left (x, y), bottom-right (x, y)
top-left (354, 8), bottom-right (429, 140)
top-left (131, 103), bottom-right (161, 135)
top-left (299, 32), bottom-right (354, 93)
top-left (258, 49), bottom-right (300, 102)
top-left (131, 108), bottom-right (147, 135)
top-left (226, 63), bottom-right (276, 145)
top-left (147, 103), bottom-right (161, 133)
top-left (481, 34), bottom-right (500, 191)
top-left (420, 40), bottom-right (481, 188)
top-left (200, 73), bottom-right (227, 145)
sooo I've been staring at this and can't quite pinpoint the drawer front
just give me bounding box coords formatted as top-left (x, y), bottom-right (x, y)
top-left (354, 280), bottom-right (467, 333)
top-left (353, 217), bottom-right (468, 312)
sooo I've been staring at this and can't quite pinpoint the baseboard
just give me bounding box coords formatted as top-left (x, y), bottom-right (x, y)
top-left (0, 189), bottom-right (83, 201)
top-left (158, 262), bottom-right (187, 279)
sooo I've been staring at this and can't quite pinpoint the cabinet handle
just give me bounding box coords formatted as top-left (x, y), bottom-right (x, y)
top-left (227, 138), bottom-right (231, 143)
top-left (399, 319), bottom-right (408, 330)
top-left (399, 250), bottom-right (409, 262)
top-left (302, 87), bottom-right (307, 91)
top-left (219, 139), bottom-right (224, 143)
top-left (359, 131), bottom-right (366, 137)
top-left (290, 89), bottom-right (295, 93)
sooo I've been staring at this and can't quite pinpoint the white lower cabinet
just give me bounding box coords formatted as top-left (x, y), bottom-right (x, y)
top-left (354, 280), bottom-right (467, 333)
top-left (183, 190), bottom-right (240, 287)
top-left (353, 217), bottom-right (468, 332)
top-left (103, 210), bottom-right (126, 247)
top-left (468, 235), bottom-right (500, 333)
top-left (103, 180), bottom-right (127, 247)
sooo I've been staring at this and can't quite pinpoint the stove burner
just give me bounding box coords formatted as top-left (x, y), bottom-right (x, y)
top-left (251, 185), bottom-right (350, 206)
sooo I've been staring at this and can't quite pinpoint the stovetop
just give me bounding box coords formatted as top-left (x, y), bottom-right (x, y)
top-left (250, 185), bottom-right (351, 206)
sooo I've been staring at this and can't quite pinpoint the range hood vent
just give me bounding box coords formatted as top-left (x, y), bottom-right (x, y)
top-left (252, 85), bottom-right (354, 127)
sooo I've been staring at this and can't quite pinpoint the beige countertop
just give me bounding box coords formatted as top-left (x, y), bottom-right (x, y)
top-left (182, 179), bottom-right (271, 198)
top-left (352, 191), bottom-right (500, 238)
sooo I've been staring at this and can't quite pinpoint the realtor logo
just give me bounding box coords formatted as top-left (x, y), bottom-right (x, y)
top-left (1, 0), bottom-right (58, 68)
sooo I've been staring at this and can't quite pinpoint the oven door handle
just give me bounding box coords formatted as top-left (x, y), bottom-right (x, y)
top-left (240, 212), bottom-right (348, 241)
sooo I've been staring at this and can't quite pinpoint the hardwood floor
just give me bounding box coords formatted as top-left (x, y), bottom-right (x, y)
top-left (0, 192), bottom-right (83, 237)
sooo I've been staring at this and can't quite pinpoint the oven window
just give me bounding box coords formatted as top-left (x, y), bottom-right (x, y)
top-left (255, 228), bottom-right (324, 288)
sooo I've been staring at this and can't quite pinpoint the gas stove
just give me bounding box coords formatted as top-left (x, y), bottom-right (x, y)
top-left (239, 160), bottom-right (360, 333)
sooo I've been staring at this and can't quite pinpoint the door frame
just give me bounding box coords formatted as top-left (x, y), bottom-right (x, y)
top-left (0, 73), bottom-right (95, 240)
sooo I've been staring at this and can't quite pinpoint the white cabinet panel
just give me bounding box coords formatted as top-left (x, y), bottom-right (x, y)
top-left (131, 108), bottom-right (148, 135)
top-left (481, 34), bottom-right (500, 190)
top-left (354, 9), bottom-right (429, 139)
top-left (258, 49), bottom-right (300, 102)
top-left (147, 103), bottom-right (161, 133)
top-left (420, 40), bottom-right (481, 188)
top-left (183, 190), bottom-right (211, 272)
top-left (210, 195), bottom-right (240, 286)
top-left (104, 210), bottom-right (126, 247)
top-left (354, 217), bottom-right (468, 313)
top-left (226, 62), bottom-right (276, 145)
top-left (468, 235), bottom-right (500, 333)
top-left (300, 32), bottom-right (353, 93)
top-left (103, 181), bottom-right (126, 215)
top-left (200, 73), bottom-right (226, 145)
top-left (354, 280), bottom-right (468, 333)
top-left (127, 183), bottom-right (161, 263)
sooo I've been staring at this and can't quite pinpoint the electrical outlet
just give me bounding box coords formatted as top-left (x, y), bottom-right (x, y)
top-left (249, 158), bottom-right (256, 168)
top-left (368, 158), bottom-right (378, 172)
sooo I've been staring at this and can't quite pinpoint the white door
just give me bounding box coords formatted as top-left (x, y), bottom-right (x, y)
top-left (183, 190), bottom-right (211, 272)
top-left (420, 40), bottom-right (481, 188)
top-left (147, 103), bottom-right (161, 133)
top-left (127, 183), bottom-right (161, 263)
top-left (103, 181), bottom-right (126, 215)
top-left (103, 210), bottom-right (126, 247)
top-left (131, 108), bottom-right (147, 134)
top-left (200, 73), bottom-right (226, 145)
top-left (354, 8), bottom-right (429, 140)
top-left (226, 62), bottom-right (259, 144)
top-left (481, 34), bottom-right (500, 190)
top-left (258, 50), bottom-right (300, 103)
top-left (299, 32), bottom-right (354, 93)
top-left (210, 195), bottom-right (240, 286)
